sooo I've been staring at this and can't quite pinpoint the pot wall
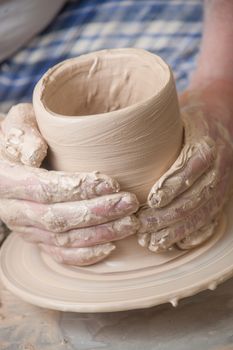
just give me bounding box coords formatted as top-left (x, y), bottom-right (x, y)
top-left (33, 49), bottom-right (183, 204)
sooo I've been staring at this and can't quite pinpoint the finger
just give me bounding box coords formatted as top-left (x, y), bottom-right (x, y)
top-left (13, 215), bottom-right (139, 248)
top-left (146, 172), bottom-right (230, 252)
top-left (148, 114), bottom-right (216, 208)
top-left (140, 141), bottom-right (231, 234)
top-left (0, 193), bottom-right (139, 232)
top-left (137, 232), bottom-right (151, 248)
top-left (148, 139), bottom-right (215, 208)
top-left (0, 157), bottom-right (120, 203)
top-left (39, 242), bottom-right (115, 266)
top-left (176, 220), bottom-right (218, 250)
top-left (139, 168), bottom-right (216, 234)
top-left (0, 103), bottom-right (47, 167)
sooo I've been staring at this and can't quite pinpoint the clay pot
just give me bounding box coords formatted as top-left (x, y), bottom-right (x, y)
top-left (33, 48), bottom-right (183, 203)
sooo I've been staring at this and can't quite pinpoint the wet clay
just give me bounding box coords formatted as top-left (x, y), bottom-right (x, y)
top-left (1, 103), bottom-right (47, 167)
top-left (33, 48), bottom-right (183, 203)
top-left (0, 210), bottom-right (231, 312)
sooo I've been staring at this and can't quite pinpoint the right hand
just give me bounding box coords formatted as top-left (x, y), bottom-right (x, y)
top-left (137, 82), bottom-right (233, 252)
top-left (0, 104), bottom-right (139, 266)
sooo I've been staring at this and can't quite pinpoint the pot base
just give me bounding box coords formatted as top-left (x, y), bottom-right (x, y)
top-left (0, 199), bottom-right (232, 312)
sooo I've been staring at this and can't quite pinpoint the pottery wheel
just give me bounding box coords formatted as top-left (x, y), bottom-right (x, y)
top-left (1, 197), bottom-right (233, 312)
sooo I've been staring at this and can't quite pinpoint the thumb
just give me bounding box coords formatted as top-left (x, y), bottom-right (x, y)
top-left (1, 103), bottom-right (47, 167)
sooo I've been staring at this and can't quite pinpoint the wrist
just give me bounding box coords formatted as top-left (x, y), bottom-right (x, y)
top-left (190, 0), bottom-right (233, 88)
top-left (186, 79), bottom-right (233, 138)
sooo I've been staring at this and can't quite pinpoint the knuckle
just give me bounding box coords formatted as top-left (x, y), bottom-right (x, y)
top-left (36, 172), bottom-right (60, 204)
top-left (43, 207), bottom-right (68, 232)
top-left (36, 182), bottom-right (54, 204)
top-left (0, 213), bottom-right (17, 228)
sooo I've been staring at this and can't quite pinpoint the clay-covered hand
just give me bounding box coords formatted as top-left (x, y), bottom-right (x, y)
top-left (0, 104), bottom-right (139, 265)
top-left (137, 82), bottom-right (233, 252)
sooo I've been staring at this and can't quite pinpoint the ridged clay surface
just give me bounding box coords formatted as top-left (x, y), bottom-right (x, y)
top-left (0, 198), bottom-right (230, 312)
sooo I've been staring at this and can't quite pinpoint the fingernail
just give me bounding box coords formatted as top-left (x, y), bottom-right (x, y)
top-left (138, 232), bottom-right (150, 247)
top-left (116, 193), bottom-right (139, 212)
top-left (94, 242), bottom-right (115, 257)
top-left (148, 230), bottom-right (169, 252)
top-left (21, 139), bottom-right (47, 167)
top-left (148, 193), bottom-right (159, 207)
top-left (148, 190), bottom-right (170, 208)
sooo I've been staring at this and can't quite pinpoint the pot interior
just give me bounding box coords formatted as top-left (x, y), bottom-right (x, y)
top-left (42, 50), bottom-right (168, 116)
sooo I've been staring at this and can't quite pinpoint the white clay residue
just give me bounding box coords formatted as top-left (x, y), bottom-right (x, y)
top-left (1, 103), bottom-right (47, 167)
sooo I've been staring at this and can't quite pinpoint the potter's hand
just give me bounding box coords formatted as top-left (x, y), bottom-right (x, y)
top-left (137, 82), bottom-right (233, 252)
top-left (0, 104), bottom-right (139, 265)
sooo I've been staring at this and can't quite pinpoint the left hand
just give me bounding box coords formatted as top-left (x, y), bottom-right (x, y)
top-left (0, 104), bottom-right (139, 266)
top-left (137, 81), bottom-right (233, 252)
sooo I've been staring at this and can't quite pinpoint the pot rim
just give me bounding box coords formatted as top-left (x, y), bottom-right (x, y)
top-left (33, 48), bottom-right (175, 122)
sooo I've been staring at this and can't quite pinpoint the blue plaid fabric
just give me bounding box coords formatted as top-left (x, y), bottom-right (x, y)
top-left (0, 0), bottom-right (203, 114)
